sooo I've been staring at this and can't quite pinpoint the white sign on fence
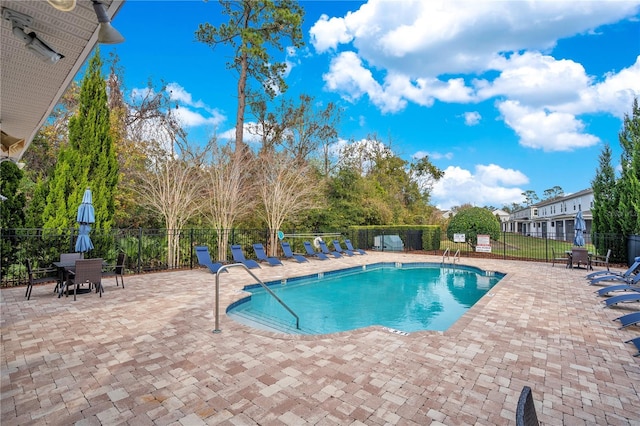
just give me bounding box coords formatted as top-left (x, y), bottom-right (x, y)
top-left (476, 234), bottom-right (492, 253)
top-left (454, 233), bottom-right (466, 243)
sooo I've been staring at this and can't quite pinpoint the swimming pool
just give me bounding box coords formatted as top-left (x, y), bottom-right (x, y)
top-left (227, 262), bottom-right (504, 335)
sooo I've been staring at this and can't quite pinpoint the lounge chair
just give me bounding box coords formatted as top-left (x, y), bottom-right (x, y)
top-left (614, 312), bottom-right (640, 329)
top-left (515, 385), bottom-right (539, 426)
top-left (587, 256), bottom-right (640, 281)
top-left (602, 292), bottom-right (640, 307)
top-left (231, 245), bottom-right (261, 269)
top-left (345, 239), bottom-right (366, 255)
top-left (303, 241), bottom-right (329, 260)
top-left (595, 274), bottom-right (640, 296)
top-left (253, 243), bottom-right (283, 266)
top-left (332, 240), bottom-right (354, 256)
top-left (625, 336), bottom-right (640, 357)
top-left (318, 240), bottom-right (342, 258)
top-left (281, 242), bottom-right (308, 263)
top-left (195, 246), bottom-right (225, 273)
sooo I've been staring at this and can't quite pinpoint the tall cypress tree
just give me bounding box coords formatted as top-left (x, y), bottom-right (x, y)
top-left (591, 143), bottom-right (618, 255)
top-left (617, 99), bottom-right (640, 237)
top-left (42, 49), bottom-right (118, 233)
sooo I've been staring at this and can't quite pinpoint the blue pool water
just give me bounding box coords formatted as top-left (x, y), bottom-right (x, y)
top-left (227, 263), bottom-right (504, 335)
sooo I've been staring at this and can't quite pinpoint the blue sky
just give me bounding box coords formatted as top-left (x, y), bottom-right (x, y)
top-left (99, 0), bottom-right (640, 210)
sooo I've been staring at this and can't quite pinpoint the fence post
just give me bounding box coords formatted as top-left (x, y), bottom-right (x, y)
top-left (545, 235), bottom-right (548, 263)
top-left (137, 227), bottom-right (142, 274)
top-left (503, 230), bottom-right (507, 260)
top-left (190, 228), bottom-right (194, 269)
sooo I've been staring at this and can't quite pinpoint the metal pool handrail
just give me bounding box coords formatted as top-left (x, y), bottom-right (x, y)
top-left (213, 263), bottom-right (300, 333)
top-left (442, 248), bottom-right (460, 265)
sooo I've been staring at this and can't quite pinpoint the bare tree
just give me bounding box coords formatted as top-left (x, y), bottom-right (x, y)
top-left (130, 137), bottom-right (206, 269)
top-left (202, 140), bottom-right (256, 262)
top-left (249, 94), bottom-right (341, 172)
top-left (257, 151), bottom-right (320, 256)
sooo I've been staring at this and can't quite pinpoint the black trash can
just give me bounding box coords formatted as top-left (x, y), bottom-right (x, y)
top-left (627, 235), bottom-right (640, 267)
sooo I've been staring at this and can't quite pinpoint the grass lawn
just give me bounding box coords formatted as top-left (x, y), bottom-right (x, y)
top-left (439, 234), bottom-right (597, 261)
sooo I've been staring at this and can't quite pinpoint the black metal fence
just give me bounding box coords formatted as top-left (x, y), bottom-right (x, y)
top-left (0, 227), bottom-right (630, 288)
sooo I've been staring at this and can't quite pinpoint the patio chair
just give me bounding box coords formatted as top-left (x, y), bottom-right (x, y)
top-left (60, 252), bottom-right (82, 263)
top-left (303, 241), bottom-right (329, 260)
top-left (195, 246), bottom-right (225, 274)
top-left (281, 242), bottom-right (308, 263)
top-left (515, 385), bottom-right (539, 426)
top-left (589, 249), bottom-right (611, 272)
top-left (25, 258), bottom-right (59, 300)
top-left (614, 312), bottom-right (640, 329)
top-left (332, 240), bottom-right (354, 256)
top-left (102, 252), bottom-right (126, 288)
top-left (253, 243), bottom-right (283, 266)
top-left (64, 258), bottom-right (104, 300)
top-left (570, 247), bottom-right (591, 270)
top-left (551, 248), bottom-right (569, 268)
top-left (318, 240), bottom-right (342, 258)
top-left (231, 245), bottom-right (261, 269)
top-left (345, 239), bottom-right (366, 255)
top-left (625, 336), bottom-right (640, 357)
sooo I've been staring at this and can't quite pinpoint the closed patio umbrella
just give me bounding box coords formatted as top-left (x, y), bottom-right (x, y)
top-left (573, 210), bottom-right (586, 247)
top-left (75, 188), bottom-right (95, 253)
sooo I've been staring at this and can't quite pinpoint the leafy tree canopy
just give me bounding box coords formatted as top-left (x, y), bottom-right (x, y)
top-left (446, 207), bottom-right (501, 247)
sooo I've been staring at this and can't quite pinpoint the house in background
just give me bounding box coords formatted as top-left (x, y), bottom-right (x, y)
top-left (493, 209), bottom-right (510, 231)
top-left (505, 189), bottom-right (594, 243)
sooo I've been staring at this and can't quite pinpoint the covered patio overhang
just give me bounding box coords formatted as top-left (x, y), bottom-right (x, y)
top-left (0, 0), bottom-right (125, 161)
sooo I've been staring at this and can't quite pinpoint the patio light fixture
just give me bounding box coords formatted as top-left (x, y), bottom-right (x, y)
top-left (2, 8), bottom-right (64, 64)
top-left (46, 0), bottom-right (76, 12)
top-left (92, 1), bottom-right (124, 44)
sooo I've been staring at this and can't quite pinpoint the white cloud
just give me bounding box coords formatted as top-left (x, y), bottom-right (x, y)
top-left (464, 111), bottom-right (481, 126)
top-left (323, 52), bottom-right (475, 112)
top-left (313, 0), bottom-right (639, 76)
top-left (167, 83), bottom-right (206, 109)
top-left (475, 164), bottom-right (528, 186)
top-left (476, 52), bottom-right (592, 106)
top-left (218, 122), bottom-right (264, 146)
top-left (569, 55), bottom-right (640, 118)
top-left (498, 100), bottom-right (600, 151)
top-left (431, 164), bottom-right (528, 210)
top-left (312, 0), bottom-right (640, 149)
top-left (310, 13), bottom-right (354, 53)
top-left (413, 150), bottom-right (453, 161)
top-left (130, 82), bottom-right (226, 129)
top-left (173, 107), bottom-right (225, 128)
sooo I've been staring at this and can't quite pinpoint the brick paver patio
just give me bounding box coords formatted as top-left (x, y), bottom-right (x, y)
top-left (2, 252), bottom-right (639, 425)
